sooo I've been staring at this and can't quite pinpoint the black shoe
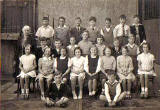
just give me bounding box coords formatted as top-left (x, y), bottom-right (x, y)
top-left (60, 103), bottom-right (67, 108)
top-left (14, 90), bottom-right (20, 94)
top-left (25, 94), bottom-right (29, 100)
top-left (104, 102), bottom-right (108, 107)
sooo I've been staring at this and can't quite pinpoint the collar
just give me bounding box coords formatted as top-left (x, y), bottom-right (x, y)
top-left (132, 23), bottom-right (142, 26)
top-left (89, 26), bottom-right (96, 29)
top-left (57, 25), bottom-right (67, 28)
top-left (43, 56), bottom-right (52, 60)
top-left (42, 25), bottom-right (50, 28)
top-left (107, 80), bottom-right (118, 85)
top-left (127, 43), bottom-right (136, 48)
top-left (60, 56), bottom-right (66, 59)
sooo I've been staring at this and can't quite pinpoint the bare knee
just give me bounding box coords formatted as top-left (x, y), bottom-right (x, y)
top-left (63, 78), bottom-right (67, 83)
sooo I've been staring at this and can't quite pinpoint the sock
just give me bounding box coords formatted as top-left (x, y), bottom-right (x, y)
top-left (141, 87), bottom-right (145, 92)
top-left (26, 89), bottom-right (29, 94)
top-left (21, 89), bottom-right (25, 94)
top-left (127, 91), bottom-right (131, 94)
top-left (41, 92), bottom-right (44, 97)
top-left (145, 88), bottom-right (148, 92)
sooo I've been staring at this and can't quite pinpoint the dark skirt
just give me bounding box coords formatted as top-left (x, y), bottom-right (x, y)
top-left (86, 73), bottom-right (98, 80)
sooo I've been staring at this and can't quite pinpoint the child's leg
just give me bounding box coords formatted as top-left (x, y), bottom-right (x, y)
top-left (102, 79), bottom-right (106, 92)
top-left (46, 78), bottom-right (52, 88)
top-left (71, 76), bottom-right (77, 99)
top-left (144, 74), bottom-right (149, 96)
top-left (122, 79), bottom-right (127, 92)
top-left (88, 79), bottom-right (92, 95)
top-left (117, 91), bottom-right (127, 102)
top-left (140, 75), bottom-right (145, 94)
top-left (63, 78), bottom-right (67, 84)
top-left (78, 75), bottom-right (84, 99)
top-left (56, 97), bottom-right (69, 106)
top-left (92, 79), bottom-right (97, 95)
top-left (127, 79), bottom-right (132, 96)
top-left (20, 77), bottom-right (25, 94)
top-left (24, 75), bottom-right (30, 95)
top-left (39, 77), bottom-right (44, 96)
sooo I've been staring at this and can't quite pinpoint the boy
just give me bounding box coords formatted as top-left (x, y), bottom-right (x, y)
top-left (113, 14), bottom-right (130, 46)
top-left (87, 16), bottom-right (100, 44)
top-left (112, 38), bottom-right (122, 59)
top-left (44, 72), bottom-right (69, 107)
top-left (36, 17), bottom-right (54, 46)
top-left (100, 18), bottom-right (114, 46)
top-left (70, 17), bottom-right (86, 43)
top-left (99, 70), bottom-right (126, 107)
top-left (55, 16), bottom-right (70, 46)
top-left (52, 38), bottom-right (62, 58)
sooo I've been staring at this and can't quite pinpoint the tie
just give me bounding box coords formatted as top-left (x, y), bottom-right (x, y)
top-left (122, 24), bottom-right (125, 36)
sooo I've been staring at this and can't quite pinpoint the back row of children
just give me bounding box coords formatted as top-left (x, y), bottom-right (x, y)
top-left (17, 14), bottom-right (156, 107)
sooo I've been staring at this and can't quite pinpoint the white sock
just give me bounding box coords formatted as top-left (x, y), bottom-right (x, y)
top-left (26, 89), bottom-right (29, 94)
top-left (127, 91), bottom-right (131, 94)
top-left (141, 87), bottom-right (145, 92)
top-left (145, 88), bottom-right (148, 92)
top-left (21, 89), bottom-right (25, 94)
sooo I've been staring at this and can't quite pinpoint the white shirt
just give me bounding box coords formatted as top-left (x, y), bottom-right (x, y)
top-left (100, 26), bottom-right (111, 36)
top-left (36, 25), bottom-right (54, 38)
top-left (113, 24), bottom-right (130, 38)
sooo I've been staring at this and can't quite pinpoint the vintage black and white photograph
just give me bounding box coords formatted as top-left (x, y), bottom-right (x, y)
top-left (1, 0), bottom-right (160, 110)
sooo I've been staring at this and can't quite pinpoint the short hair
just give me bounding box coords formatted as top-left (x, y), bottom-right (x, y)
top-left (133, 15), bottom-right (140, 19)
top-left (105, 69), bottom-right (116, 76)
top-left (103, 46), bottom-right (112, 55)
top-left (54, 38), bottom-right (61, 43)
top-left (70, 36), bottom-right (76, 39)
top-left (60, 46), bottom-right (68, 54)
top-left (22, 25), bottom-right (30, 34)
top-left (75, 17), bottom-right (81, 22)
top-left (24, 44), bottom-right (31, 49)
top-left (89, 16), bottom-right (96, 22)
top-left (59, 16), bottom-right (65, 21)
top-left (89, 45), bottom-right (98, 54)
top-left (121, 46), bottom-right (129, 52)
top-left (129, 34), bottom-right (136, 39)
top-left (113, 37), bottom-right (120, 42)
top-left (74, 47), bottom-right (82, 55)
top-left (39, 37), bottom-right (47, 41)
top-left (141, 41), bottom-right (151, 50)
top-left (96, 34), bottom-right (104, 41)
top-left (119, 14), bottom-right (127, 19)
top-left (43, 16), bottom-right (49, 21)
top-left (105, 17), bottom-right (111, 22)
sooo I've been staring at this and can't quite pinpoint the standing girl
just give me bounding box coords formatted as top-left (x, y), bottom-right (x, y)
top-left (95, 35), bottom-right (106, 56)
top-left (84, 45), bottom-right (101, 96)
top-left (137, 42), bottom-right (156, 98)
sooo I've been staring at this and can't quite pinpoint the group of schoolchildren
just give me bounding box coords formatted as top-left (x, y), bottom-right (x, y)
top-left (17, 14), bottom-right (156, 108)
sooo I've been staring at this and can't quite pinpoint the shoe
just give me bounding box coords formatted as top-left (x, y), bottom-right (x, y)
top-left (25, 94), bottom-right (29, 100)
top-left (21, 93), bottom-right (25, 99)
top-left (104, 102), bottom-right (108, 107)
top-left (78, 95), bottom-right (82, 99)
top-left (140, 92), bottom-right (144, 98)
top-left (41, 96), bottom-right (46, 101)
top-left (60, 103), bottom-right (67, 108)
top-left (92, 91), bottom-right (96, 96)
top-left (73, 95), bottom-right (78, 99)
top-left (89, 92), bottom-right (92, 96)
top-left (144, 91), bottom-right (149, 98)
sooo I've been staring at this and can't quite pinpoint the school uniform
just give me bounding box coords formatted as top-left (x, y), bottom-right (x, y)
top-left (55, 25), bottom-right (70, 46)
top-left (113, 24), bottom-right (130, 46)
top-left (100, 26), bottom-right (114, 46)
top-left (130, 24), bottom-right (146, 45)
top-left (70, 26), bottom-right (86, 43)
top-left (84, 55), bottom-right (101, 80)
top-left (87, 26), bottom-right (100, 43)
top-left (112, 46), bottom-right (122, 59)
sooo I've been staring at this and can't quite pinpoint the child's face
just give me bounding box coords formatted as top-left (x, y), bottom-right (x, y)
top-left (23, 28), bottom-right (31, 36)
top-left (120, 18), bottom-right (126, 24)
top-left (54, 75), bottom-right (62, 83)
top-left (55, 41), bottom-right (61, 48)
top-left (59, 18), bottom-right (65, 26)
top-left (113, 40), bottom-right (120, 47)
top-left (60, 49), bottom-right (67, 56)
top-left (89, 20), bottom-right (96, 27)
top-left (44, 48), bottom-right (51, 57)
top-left (134, 17), bottom-right (140, 24)
top-left (25, 46), bottom-right (31, 55)
top-left (90, 47), bottom-right (97, 56)
top-left (105, 48), bottom-right (111, 56)
top-left (97, 38), bottom-right (103, 44)
top-left (105, 20), bottom-right (111, 28)
top-left (143, 44), bottom-right (149, 53)
top-left (82, 32), bottom-right (89, 40)
top-left (41, 41), bottom-right (47, 47)
top-left (128, 37), bottom-right (135, 44)
top-left (122, 48), bottom-right (127, 56)
top-left (108, 75), bottom-right (116, 83)
top-left (42, 20), bottom-right (49, 26)
top-left (70, 37), bottom-right (76, 45)
top-left (75, 19), bottom-right (81, 27)
top-left (75, 49), bottom-right (81, 57)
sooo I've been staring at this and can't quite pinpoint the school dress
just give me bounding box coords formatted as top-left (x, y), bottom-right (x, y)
top-left (100, 27), bottom-right (114, 46)
top-left (84, 55), bottom-right (101, 80)
top-left (45, 82), bottom-right (68, 101)
top-left (67, 45), bottom-right (78, 58)
top-left (37, 57), bottom-right (54, 79)
top-left (17, 54), bottom-right (36, 78)
top-left (87, 26), bottom-right (100, 44)
top-left (70, 56), bottom-right (85, 79)
top-left (95, 44), bottom-right (106, 56)
top-left (137, 53), bottom-right (156, 76)
top-left (130, 24), bottom-right (146, 45)
top-left (117, 55), bottom-right (135, 82)
top-left (100, 56), bottom-right (116, 79)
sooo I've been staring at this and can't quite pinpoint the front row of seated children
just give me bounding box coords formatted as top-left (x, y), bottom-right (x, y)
top-left (17, 39), bottom-right (156, 107)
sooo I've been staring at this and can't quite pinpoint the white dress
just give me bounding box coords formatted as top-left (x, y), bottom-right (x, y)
top-left (17, 54), bottom-right (36, 78)
top-left (137, 53), bottom-right (156, 76)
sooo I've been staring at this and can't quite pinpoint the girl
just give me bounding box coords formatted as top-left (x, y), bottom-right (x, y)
top-left (54, 47), bottom-right (71, 84)
top-left (100, 46), bottom-right (116, 95)
top-left (67, 36), bottom-right (78, 58)
top-left (95, 35), bottom-right (106, 56)
top-left (18, 44), bottom-right (37, 99)
top-left (84, 45), bottom-right (101, 96)
top-left (112, 38), bottom-right (122, 59)
top-left (70, 47), bottom-right (85, 99)
top-left (137, 42), bottom-right (156, 98)
top-left (117, 46), bottom-right (135, 99)
top-left (37, 47), bottom-right (54, 101)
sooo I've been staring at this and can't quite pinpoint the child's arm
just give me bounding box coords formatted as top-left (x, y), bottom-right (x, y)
top-left (113, 83), bottom-right (121, 103)
top-left (62, 58), bottom-right (71, 77)
top-left (101, 60), bottom-right (108, 76)
top-left (19, 61), bottom-right (26, 73)
top-left (113, 26), bottom-right (118, 38)
top-left (84, 56), bottom-right (92, 76)
top-left (38, 58), bottom-right (44, 74)
top-left (112, 57), bottom-right (116, 71)
top-left (26, 58), bottom-right (37, 73)
top-left (104, 83), bottom-right (112, 103)
top-left (117, 57), bottom-right (123, 74)
top-left (93, 57), bottom-right (102, 76)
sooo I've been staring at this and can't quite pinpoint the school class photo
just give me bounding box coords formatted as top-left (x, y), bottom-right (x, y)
top-left (1, 0), bottom-right (160, 110)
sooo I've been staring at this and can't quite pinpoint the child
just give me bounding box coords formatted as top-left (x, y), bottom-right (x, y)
top-left (95, 35), bottom-right (106, 56)
top-left (67, 36), bottom-right (78, 58)
top-left (78, 30), bottom-right (93, 56)
top-left (130, 15), bottom-right (146, 45)
top-left (18, 44), bottom-right (37, 99)
top-left (70, 17), bottom-right (86, 43)
top-left (126, 34), bottom-right (140, 75)
top-left (52, 38), bottom-right (62, 58)
top-left (137, 42), bottom-right (156, 98)
top-left (84, 45), bottom-right (101, 96)
top-left (37, 47), bottom-right (54, 101)
top-left (113, 14), bottom-right (130, 46)
top-left (99, 71), bottom-right (126, 107)
top-left (100, 18), bottom-right (114, 46)
top-left (54, 47), bottom-right (71, 84)
top-left (70, 47), bottom-right (85, 99)
top-left (87, 16), bottom-right (100, 43)
top-left (44, 72), bottom-right (69, 107)
top-left (117, 46), bottom-right (135, 99)
top-left (100, 46), bottom-right (116, 94)
top-left (112, 38), bottom-right (122, 59)
top-left (55, 16), bottom-right (70, 46)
